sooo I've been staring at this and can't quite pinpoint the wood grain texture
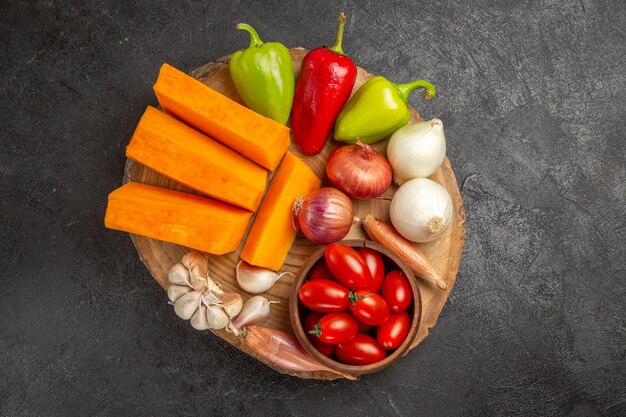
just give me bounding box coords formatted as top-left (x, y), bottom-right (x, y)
top-left (123, 48), bottom-right (466, 380)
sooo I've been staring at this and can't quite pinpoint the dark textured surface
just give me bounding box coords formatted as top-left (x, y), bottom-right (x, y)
top-left (1, 0), bottom-right (625, 415)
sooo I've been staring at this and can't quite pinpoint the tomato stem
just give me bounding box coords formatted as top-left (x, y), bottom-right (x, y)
top-left (348, 290), bottom-right (369, 304)
top-left (309, 324), bottom-right (322, 337)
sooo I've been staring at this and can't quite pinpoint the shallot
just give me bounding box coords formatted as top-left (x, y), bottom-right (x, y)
top-left (362, 215), bottom-right (447, 290)
top-left (244, 325), bottom-right (356, 380)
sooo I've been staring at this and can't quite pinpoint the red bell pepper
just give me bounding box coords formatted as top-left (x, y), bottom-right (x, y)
top-left (292, 13), bottom-right (357, 155)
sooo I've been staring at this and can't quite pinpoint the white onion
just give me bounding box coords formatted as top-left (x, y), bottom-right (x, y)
top-left (387, 118), bottom-right (446, 184)
top-left (389, 178), bottom-right (452, 243)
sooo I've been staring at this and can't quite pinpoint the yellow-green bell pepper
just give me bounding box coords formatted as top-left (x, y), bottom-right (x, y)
top-left (333, 76), bottom-right (436, 144)
top-left (230, 24), bottom-right (295, 125)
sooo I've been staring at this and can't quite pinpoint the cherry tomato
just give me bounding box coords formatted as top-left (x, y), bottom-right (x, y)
top-left (298, 279), bottom-right (349, 313)
top-left (325, 244), bottom-right (372, 290)
top-left (348, 290), bottom-right (390, 326)
top-left (357, 248), bottom-right (385, 292)
top-left (336, 333), bottom-right (387, 365)
top-left (304, 313), bottom-right (334, 356)
top-left (376, 312), bottom-right (411, 349)
top-left (309, 312), bottom-right (359, 344)
top-left (308, 261), bottom-right (334, 281)
top-left (381, 270), bottom-right (413, 313)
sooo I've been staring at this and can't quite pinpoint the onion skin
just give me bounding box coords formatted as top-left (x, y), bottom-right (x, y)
top-left (326, 141), bottom-right (392, 199)
top-left (293, 188), bottom-right (356, 244)
top-left (362, 215), bottom-right (447, 290)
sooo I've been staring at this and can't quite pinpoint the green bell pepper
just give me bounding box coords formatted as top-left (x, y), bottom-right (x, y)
top-left (333, 76), bottom-right (436, 144)
top-left (230, 24), bottom-right (295, 125)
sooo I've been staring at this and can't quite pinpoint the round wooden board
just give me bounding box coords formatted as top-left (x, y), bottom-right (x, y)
top-left (123, 48), bottom-right (467, 380)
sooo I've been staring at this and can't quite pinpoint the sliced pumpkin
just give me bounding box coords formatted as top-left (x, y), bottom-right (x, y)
top-left (126, 106), bottom-right (267, 212)
top-left (241, 152), bottom-right (321, 270)
top-left (153, 63), bottom-right (290, 171)
top-left (105, 182), bottom-right (251, 255)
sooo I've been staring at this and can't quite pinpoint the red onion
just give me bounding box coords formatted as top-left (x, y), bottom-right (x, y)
top-left (326, 140), bottom-right (392, 199)
top-left (292, 188), bottom-right (358, 244)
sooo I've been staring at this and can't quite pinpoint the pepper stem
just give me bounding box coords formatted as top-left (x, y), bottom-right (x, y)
top-left (395, 79), bottom-right (437, 103)
top-left (328, 13), bottom-right (348, 55)
top-left (235, 23), bottom-right (264, 48)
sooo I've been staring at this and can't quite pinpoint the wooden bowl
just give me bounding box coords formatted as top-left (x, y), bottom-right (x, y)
top-left (289, 239), bottom-right (422, 376)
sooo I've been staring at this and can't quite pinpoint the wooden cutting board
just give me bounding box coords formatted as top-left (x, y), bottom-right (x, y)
top-left (123, 48), bottom-right (466, 380)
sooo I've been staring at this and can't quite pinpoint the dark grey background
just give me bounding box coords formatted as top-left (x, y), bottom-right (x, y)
top-left (1, 0), bottom-right (624, 416)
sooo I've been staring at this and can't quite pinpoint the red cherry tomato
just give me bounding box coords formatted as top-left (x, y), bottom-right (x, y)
top-left (304, 313), bottom-right (334, 356)
top-left (376, 312), bottom-right (411, 349)
top-left (381, 271), bottom-right (413, 313)
top-left (348, 290), bottom-right (390, 326)
top-left (336, 333), bottom-right (387, 365)
top-left (325, 244), bottom-right (372, 290)
top-left (308, 261), bottom-right (334, 281)
top-left (298, 279), bottom-right (349, 313)
top-left (357, 248), bottom-right (385, 292)
top-left (309, 312), bottom-right (359, 344)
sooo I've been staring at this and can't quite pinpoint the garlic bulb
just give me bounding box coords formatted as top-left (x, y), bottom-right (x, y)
top-left (389, 178), bottom-right (453, 243)
top-left (167, 251), bottom-right (243, 330)
top-left (229, 296), bottom-right (278, 335)
top-left (387, 118), bottom-right (446, 184)
top-left (236, 260), bottom-right (293, 294)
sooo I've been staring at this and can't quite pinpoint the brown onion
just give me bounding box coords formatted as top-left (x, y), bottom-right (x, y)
top-left (292, 188), bottom-right (358, 244)
top-left (326, 140), bottom-right (392, 199)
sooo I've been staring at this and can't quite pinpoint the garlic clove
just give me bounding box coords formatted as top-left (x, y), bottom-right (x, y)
top-left (190, 304), bottom-right (210, 330)
top-left (206, 305), bottom-right (230, 329)
top-left (168, 262), bottom-right (191, 286)
top-left (167, 284), bottom-right (192, 302)
top-left (181, 251), bottom-right (209, 274)
top-left (218, 292), bottom-right (243, 318)
top-left (174, 291), bottom-right (201, 320)
top-left (236, 260), bottom-right (293, 294)
top-left (206, 274), bottom-right (224, 294)
top-left (201, 290), bottom-right (222, 306)
top-left (230, 296), bottom-right (278, 333)
top-left (190, 266), bottom-right (208, 292)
